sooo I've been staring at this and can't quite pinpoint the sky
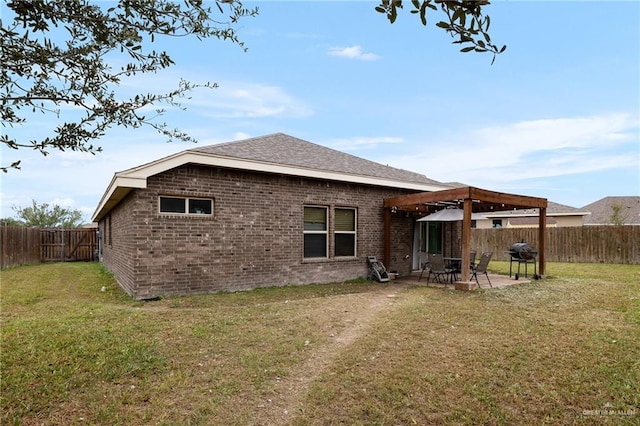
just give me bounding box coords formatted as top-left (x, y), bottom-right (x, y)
top-left (1, 1), bottom-right (639, 223)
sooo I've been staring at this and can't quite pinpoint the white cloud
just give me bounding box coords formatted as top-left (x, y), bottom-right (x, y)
top-left (232, 131), bottom-right (252, 141)
top-left (185, 82), bottom-right (314, 119)
top-left (328, 45), bottom-right (380, 61)
top-left (378, 113), bottom-right (640, 187)
top-left (326, 136), bottom-right (404, 151)
top-left (90, 66), bottom-right (314, 120)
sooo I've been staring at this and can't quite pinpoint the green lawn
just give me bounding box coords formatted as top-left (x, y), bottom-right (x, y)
top-left (1, 261), bottom-right (638, 425)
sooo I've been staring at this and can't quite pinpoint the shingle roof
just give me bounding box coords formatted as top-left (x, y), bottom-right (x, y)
top-left (92, 133), bottom-right (448, 222)
top-left (582, 196), bottom-right (640, 225)
top-left (189, 133), bottom-right (444, 186)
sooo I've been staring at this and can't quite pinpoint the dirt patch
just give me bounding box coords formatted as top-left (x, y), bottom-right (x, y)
top-left (255, 283), bottom-right (410, 425)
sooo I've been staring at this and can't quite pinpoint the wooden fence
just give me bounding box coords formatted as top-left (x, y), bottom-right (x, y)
top-left (1, 227), bottom-right (97, 269)
top-left (2, 225), bottom-right (638, 269)
top-left (471, 225), bottom-right (640, 264)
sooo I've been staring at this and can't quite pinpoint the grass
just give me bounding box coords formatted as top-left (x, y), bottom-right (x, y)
top-left (1, 261), bottom-right (638, 425)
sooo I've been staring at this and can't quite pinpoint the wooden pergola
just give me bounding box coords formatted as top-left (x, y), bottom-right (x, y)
top-left (383, 186), bottom-right (548, 283)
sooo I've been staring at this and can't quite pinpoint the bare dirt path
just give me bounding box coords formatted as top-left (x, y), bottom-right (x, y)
top-left (256, 282), bottom-right (411, 425)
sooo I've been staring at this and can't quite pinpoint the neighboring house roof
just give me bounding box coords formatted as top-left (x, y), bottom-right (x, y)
top-left (581, 196), bottom-right (640, 225)
top-left (92, 133), bottom-right (450, 222)
top-left (483, 201), bottom-right (590, 219)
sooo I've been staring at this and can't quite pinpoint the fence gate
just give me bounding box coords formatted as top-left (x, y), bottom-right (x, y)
top-left (40, 228), bottom-right (97, 262)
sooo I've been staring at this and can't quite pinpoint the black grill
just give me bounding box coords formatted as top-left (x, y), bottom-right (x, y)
top-left (508, 241), bottom-right (539, 280)
top-left (508, 242), bottom-right (537, 260)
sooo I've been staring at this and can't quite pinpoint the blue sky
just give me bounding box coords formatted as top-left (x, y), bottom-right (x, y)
top-left (2, 1), bottom-right (639, 222)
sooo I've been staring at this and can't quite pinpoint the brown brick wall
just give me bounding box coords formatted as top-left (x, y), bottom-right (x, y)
top-left (100, 164), bottom-right (416, 299)
top-left (99, 193), bottom-right (139, 296)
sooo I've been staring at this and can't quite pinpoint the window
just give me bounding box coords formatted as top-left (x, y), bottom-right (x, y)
top-left (492, 219), bottom-right (502, 228)
top-left (303, 206), bottom-right (327, 258)
top-left (160, 197), bottom-right (185, 213)
top-left (427, 222), bottom-right (442, 254)
top-left (189, 199), bottom-right (212, 215)
top-left (159, 197), bottom-right (213, 216)
top-left (335, 208), bottom-right (356, 257)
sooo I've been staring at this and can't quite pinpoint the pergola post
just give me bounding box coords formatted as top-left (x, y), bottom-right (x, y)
top-left (383, 207), bottom-right (391, 269)
top-left (538, 207), bottom-right (546, 276)
top-left (460, 198), bottom-right (472, 282)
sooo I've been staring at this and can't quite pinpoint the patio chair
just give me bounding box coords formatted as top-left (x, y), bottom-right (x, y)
top-left (417, 252), bottom-right (430, 281)
top-left (425, 253), bottom-right (454, 286)
top-left (470, 250), bottom-right (477, 268)
top-left (471, 252), bottom-right (493, 288)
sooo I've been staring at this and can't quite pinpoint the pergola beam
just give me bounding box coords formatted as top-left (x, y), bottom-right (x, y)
top-left (384, 186), bottom-right (547, 212)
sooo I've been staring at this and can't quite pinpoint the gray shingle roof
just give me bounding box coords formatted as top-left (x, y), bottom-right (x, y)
top-left (582, 196), bottom-right (640, 225)
top-left (189, 133), bottom-right (445, 186)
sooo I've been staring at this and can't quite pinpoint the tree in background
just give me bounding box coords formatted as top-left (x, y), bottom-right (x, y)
top-left (11, 200), bottom-right (85, 228)
top-left (609, 203), bottom-right (629, 226)
top-left (1, 0), bottom-right (259, 172)
top-left (376, 0), bottom-right (505, 62)
top-left (0, 217), bottom-right (24, 227)
top-left (2, 0), bottom-right (501, 172)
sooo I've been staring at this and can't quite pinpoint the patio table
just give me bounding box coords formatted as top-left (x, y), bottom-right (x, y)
top-left (444, 257), bottom-right (462, 282)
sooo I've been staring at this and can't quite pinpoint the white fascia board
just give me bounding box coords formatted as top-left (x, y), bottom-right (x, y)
top-left (550, 212), bottom-right (591, 217)
top-left (91, 175), bottom-right (146, 222)
top-left (125, 151), bottom-right (445, 191)
top-left (92, 151), bottom-right (446, 221)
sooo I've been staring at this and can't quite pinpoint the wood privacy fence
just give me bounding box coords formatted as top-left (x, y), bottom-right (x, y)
top-left (472, 226), bottom-right (640, 265)
top-left (1, 225), bottom-right (638, 268)
top-left (1, 227), bottom-right (97, 268)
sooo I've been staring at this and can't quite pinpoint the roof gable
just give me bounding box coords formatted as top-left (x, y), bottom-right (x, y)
top-left (92, 133), bottom-right (448, 222)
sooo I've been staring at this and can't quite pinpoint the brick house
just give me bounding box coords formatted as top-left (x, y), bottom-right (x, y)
top-left (92, 133), bottom-right (449, 299)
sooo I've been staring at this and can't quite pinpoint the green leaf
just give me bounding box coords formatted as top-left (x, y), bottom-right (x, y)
top-left (452, 7), bottom-right (464, 23)
top-left (435, 21), bottom-right (450, 29)
top-left (460, 46), bottom-right (475, 53)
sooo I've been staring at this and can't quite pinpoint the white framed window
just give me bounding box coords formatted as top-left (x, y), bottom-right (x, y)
top-left (303, 206), bottom-right (328, 258)
top-left (159, 196), bottom-right (213, 216)
top-left (335, 208), bottom-right (356, 257)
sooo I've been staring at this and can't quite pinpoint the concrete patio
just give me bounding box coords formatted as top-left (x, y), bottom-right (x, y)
top-left (391, 271), bottom-right (534, 290)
